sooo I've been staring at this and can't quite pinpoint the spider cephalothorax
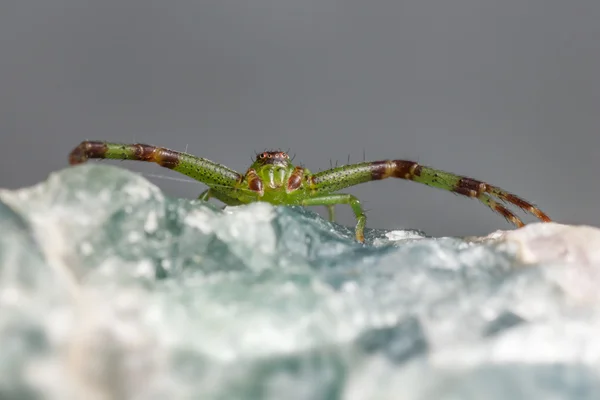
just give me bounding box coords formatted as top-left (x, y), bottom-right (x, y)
top-left (245, 151), bottom-right (304, 198)
top-left (69, 141), bottom-right (552, 242)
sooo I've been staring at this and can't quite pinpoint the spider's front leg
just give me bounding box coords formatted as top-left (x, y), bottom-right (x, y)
top-left (307, 159), bottom-right (551, 241)
top-left (301, 194), bottom-right (366, 242)
top-left (69, 141), bottom-right (247, 201)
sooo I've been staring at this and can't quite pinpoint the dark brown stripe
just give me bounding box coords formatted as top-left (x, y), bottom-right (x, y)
top-left (369, 161), bottom-right (390, 180)
top-left (458, 177), bottom-right (486, 194)
top-left (130, 144), bottom-right (180, 169)
top-left (391, 160), bottom-right (420, 179)
top-left (453, 187), bottom-right (478, 198)
top-left (68, 141), bottom-right (108, 165)
top-left (246, 169), bottom-right (264, 195)
top-left (133, 143), bottom-right (157, 161)
top-left (287, 167), bottom-right (304, 192)
top-left (155, 148), bottom-right (180, 169)
top-left (412, 164), bottom-right (423, 176)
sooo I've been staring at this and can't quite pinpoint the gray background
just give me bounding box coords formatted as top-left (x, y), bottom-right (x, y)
top-left (1, 0), bottom-right (599, 236)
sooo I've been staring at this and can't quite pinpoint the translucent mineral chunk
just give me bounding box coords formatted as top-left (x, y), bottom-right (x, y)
top-left (0, 164), bottom-right (598, 400)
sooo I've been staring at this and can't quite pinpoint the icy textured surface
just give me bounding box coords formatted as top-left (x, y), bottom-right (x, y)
top-left (1, 164), bottom-right (600, 400)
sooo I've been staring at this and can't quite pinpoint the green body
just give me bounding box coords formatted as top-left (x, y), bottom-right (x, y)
top-left (69, 141), bottom-right (551, 242)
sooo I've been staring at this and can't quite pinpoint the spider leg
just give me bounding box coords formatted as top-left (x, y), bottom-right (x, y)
top-left (69, 141), bottom-right (243, 190)
top-left (197, 189), bottom-right (211, 201)
top-left (476, 192), bottom-right (524, 227)
top-left (326, 205), bottom-right (336, 222)
top-left (302, 194), bottom-right (366, 242)
top-left (199, 188), bottom-right (245, 206)
top-left (308, 160), bottom-right (551, 227)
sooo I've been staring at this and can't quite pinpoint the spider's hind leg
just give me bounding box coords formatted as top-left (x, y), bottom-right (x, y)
top-left (197, 188), bottom-right (245, 207)
top-left (326, 205), bottom-right (336, 222)
top-left (302, 194), bottom-right (366, 242)
top-left (197, 189), bottom-right (211, 201)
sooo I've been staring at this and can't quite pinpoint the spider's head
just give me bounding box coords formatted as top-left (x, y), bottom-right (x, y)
top-left (249, 151), bottom-right (297, 189)
top-left (253, 151), bottom-right (293, 168)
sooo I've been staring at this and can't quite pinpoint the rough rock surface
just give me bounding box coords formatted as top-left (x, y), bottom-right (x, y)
top-left (0, 164), bottom-right (598, 400)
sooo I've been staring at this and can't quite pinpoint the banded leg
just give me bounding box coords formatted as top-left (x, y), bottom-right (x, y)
top-left (309, 160), bottom-right (551, 227)
top-left (69, 141), bottom-right (243, 189)
top-left (302, 194), bottom-right (366, 242)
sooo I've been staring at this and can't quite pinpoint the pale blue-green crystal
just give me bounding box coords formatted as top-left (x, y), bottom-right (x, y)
top-left (0, 164), bottom-right (598, 400)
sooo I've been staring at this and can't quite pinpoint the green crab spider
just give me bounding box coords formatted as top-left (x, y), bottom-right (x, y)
top-left (69, 141), bottom-right (551, 242)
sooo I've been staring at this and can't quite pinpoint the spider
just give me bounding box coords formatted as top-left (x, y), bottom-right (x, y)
top-left (69, 141), bottom-right (551, 242)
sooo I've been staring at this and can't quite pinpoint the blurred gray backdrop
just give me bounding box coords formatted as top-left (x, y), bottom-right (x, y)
top-left (1, 0), bottom-right (599, 236)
